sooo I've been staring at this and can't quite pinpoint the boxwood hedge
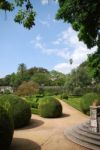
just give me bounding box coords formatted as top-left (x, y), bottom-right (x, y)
top-left (38, 97), bottom-right (62, 118)
top-left (0, 95), bottom-right (31, 128)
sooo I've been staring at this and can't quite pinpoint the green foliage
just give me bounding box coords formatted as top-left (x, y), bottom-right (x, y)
top-left (0, 95), bottom-right (31, 128)
top-left (28, 67), bottom-right (49, 76)
top-left (88, 50), bottom-right (100, 79)
top-left (73, 87), bottom-right (83, 96)
top-left (43, 86), bottom-right (63, 96)
top-left (61, 93), bottom-right (68, 100)
top-left (0, 105), bottom-right (14, 150)
top-left (96, 83), bottom-right (100, 94)
top-left (38, 97), bottom-right (62, 118)
top-left (64, 63), bottom-right (93, 95)
top-left (31, 72), bottom-right (50, 86)
top-left (16, 81), bottom-right (39, 96)
top-left (50, 70), bottom-right (66, 86)
top-left (64, 96), bottom-right (82, 111)
top-left (31, 108), bottom-right (39, 115)
top-left (56, 0), bottom-right (100, 49)
top-left (25, 96), bottom-right (39, 108)
top-left (0, 0), bottom-right (14, 11)
top-left (0, 0), bottom-right (36, 29)
top-left (80, 93), bottom-right (99, 115)
top-left (17, 63), bottom-right (27, 80)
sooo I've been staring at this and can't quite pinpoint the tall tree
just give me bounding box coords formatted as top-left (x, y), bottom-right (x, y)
top-left (56, 0), bottom-right (100, 80)
top-left (17, 63), bottom-right (27, 80)
top-left (56, 0), bottom-right (100, 49)
top-left (31, 72), bottom-right (50, 86)
top-left (50, 70), bottom-right (66, 86)
top-left (88, 51), bottom-right (100, 81)
top-left (0, 0), bottom-right (36, 29)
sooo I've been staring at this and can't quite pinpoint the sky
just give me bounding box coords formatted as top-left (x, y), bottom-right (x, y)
top-left (0, 0), bottom-right (96, 77)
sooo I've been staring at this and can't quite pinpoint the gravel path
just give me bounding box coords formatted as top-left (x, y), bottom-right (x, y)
top-left (11, 100), bottom-right (89, 150)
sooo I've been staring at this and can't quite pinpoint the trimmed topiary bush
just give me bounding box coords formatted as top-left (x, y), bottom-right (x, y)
top-left (80, 93), bottom-right (99, 115)
top-left (0, 105), bottom-right (14, 150)
top-left (38, 97), bottom-right (62, 118)
top-left (0, 95), bottom-right (31, 128)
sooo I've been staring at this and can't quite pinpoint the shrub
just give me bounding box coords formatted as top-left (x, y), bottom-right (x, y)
top-left (61, 93), bottom-right (68, 100)
top-left (44, 86), bottom-right (63, 96)
top-left (25, 96), bottom-right (39, 108)
top-left (96, 83), bottom-right (100, 94)
top-left (73, 87), bottom-right (83, 96)
top-left (16, 81), bottom-right (39, 96)
top-left (0, 105), bottom-right (14, 150)
top-left (80, 93), bottom-right (99, 115)
top-left (38, 97), bottom-right (62, 118)
top-left (0, 95), bottom-right (31, 128)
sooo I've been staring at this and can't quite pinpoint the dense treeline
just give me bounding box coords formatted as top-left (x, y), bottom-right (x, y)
top-left (0, 64), bottom-right (66, 87)
top-left (0, 58), bottom-right (100, 96)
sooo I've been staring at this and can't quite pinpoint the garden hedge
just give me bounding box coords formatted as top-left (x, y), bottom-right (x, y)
top-left (0, 105), bottom-right (14, 150)
top-left (0, 95), bottom-right (31, 128)
top-left (80, 93), bottom-right (99, 115)
top-left (38, 97), bottom-right (62, 118)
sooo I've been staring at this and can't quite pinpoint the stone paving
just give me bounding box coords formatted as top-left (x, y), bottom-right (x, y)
top-left (11, 100), bottom-right (90, 150)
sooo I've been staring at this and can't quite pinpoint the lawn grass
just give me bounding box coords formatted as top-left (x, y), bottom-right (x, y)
top-left (31, 108), bottom-right (39, 115)
top-left (63, 96), bottom-right (82, 112)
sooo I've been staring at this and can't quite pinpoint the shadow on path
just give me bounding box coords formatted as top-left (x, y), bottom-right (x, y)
top-left (11, 138), bottom-right (41, 150)
top-left (61, 113), bottom-right (70, 118)
top-left (16, 119), bottom-right (44, 130)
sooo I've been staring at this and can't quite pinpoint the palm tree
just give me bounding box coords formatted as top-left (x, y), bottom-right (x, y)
top-left (17, 63), bottom-right (27, 79)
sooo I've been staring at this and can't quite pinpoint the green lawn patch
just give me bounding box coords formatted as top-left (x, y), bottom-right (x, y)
top-left (63, 96), bottom-right (82, 111)
top-left (31, 108), bottom-right (39, 115)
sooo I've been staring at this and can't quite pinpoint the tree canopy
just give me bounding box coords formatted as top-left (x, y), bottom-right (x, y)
top-left (56, 0), bottom-right (100, 49)
top-left (0, 0), bottom-right (36, 29)
top-left (56, 0), bottom-right (100, 80)
top-left (88, 51), bottom-right (100, 80)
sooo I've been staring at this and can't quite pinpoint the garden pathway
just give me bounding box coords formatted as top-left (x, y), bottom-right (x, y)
top-left (11, 100), bottom-right (89, 150)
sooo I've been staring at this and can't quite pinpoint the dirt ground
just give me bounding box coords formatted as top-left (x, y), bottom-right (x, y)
top-left (11, 100), bottom-right (89, 150)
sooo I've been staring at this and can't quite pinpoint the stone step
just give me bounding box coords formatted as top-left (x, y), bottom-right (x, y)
top-left (64, 129), bottom-right (100, 150)
top-left (78, 123), bottom-right (100, 135)
top-left (70, 128), bottom-right (100, 146)
top-left (73, 126), bottom-right (100, 140)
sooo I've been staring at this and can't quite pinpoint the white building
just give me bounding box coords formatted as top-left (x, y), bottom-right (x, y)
top-left (0, 86), bottom-right (13, 93)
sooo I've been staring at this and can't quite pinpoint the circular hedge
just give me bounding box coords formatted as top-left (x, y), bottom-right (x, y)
top-left (80, 93), bottom-right (99, 115)
top-left (0, 95), bottom-right (31, 129)
top-left (38, 97), bottom-right (62, 118)
top-left (0, 106), bottom-right (14, 149)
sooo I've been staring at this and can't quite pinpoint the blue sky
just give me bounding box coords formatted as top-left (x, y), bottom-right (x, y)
top-left (0, 0), bottom-right (96, 77)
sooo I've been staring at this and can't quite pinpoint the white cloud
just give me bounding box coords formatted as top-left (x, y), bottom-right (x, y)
top-left (30, 35), bottom-right (45, 50)
top-left (41, 0), bottom-right (57, 5)
top-left (39, 20), bottom-right (50, 27)
top-left (31, 27), bottom-right (97, 74)
top-left (39, 14), bottom-right (57, 27)
top-left (54, 63), bottom-right (76, 74)
top-left (30, 36), bottom-right (70, 59)
top-left (53, 27), bottom-right (97, 74)
top-left (41, 0), bottom-right (48, 5)
top-left (39, 14), bottom-right (51, 27)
